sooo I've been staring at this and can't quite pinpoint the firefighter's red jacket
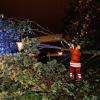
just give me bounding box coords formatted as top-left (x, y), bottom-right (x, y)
top-left (70, 48), bottom-right (81, 63)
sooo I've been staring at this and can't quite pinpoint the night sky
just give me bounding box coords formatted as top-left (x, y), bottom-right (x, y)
top-left (0, 0), bottom-right (70, 33)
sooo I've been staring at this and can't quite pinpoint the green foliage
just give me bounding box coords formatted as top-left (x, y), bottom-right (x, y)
top-left (64, 0), bottom-right (99, 49)
top-left (14, 19), bottom-right (33, 34)
top-left (19, 90), bottom-right (42, 100)
top-left (41, 60), bottom-right (66, 82)
top-left (0, 25), bottom-right (100, 100)
top-left (0, 37), bottom-right (100, 99)
top-left (16, 38), bottom-right (38, 67)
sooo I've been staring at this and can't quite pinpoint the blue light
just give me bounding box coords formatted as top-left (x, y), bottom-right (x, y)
top-left (0, 18), bottom-right (21, 56)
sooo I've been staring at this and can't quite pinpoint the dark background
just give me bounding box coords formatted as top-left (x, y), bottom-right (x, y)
top-left (0, 0), bottom-right (71, 33)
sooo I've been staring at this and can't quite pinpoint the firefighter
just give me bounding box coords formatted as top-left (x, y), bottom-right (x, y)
top-left (69, 42), bottom-right (82, 81)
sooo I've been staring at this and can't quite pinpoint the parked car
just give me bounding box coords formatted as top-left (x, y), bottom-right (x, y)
top-left (37, 41), bottom-right (70, 67)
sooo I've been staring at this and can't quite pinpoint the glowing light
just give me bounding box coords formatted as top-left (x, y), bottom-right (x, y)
top-left (16, 42), bottom-right (23, 51)
top-left (58, 51), bottom-right (63, 56)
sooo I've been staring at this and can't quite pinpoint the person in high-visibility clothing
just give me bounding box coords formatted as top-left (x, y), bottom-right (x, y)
top-left (69, 43), bottom-right (82, 81)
